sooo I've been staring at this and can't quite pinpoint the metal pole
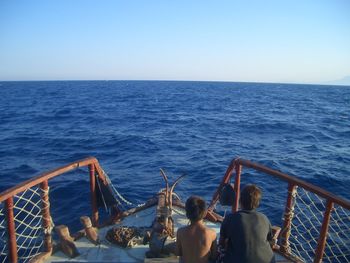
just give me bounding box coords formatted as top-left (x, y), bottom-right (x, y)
top-left (280, 183), bottom-right (297, 254)
top-left (5, 197), bottom-right (18, 263)
top-left (314, 200), bottom-right (333, 263)
top-left (233, 164), bottom-right (242, 213)
top-left (89, 164), bottom-right (98, 226)
top-left (40, 180), bottom-right (52, 252)
top-left (208, 159), bottom-right (235, 210)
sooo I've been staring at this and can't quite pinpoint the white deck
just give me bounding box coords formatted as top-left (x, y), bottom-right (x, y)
top-left (45, 206), bottom-right (290, 262)
top-left (46, 206), bottom-right (220, 262)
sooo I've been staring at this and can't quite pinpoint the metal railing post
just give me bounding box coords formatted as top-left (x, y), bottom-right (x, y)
top-left (40, 180), bottom-right (52, 252)
top-left (314, 200), bottom-right (333, 263)
top-left (208, 159), bottom-right (235, 211)
top-left (233, 164), bottom-right (242, 213)
top-left (89, 164), bottom-right (98, 226)
top-left (280, 183), bottom-right (297, 254)
top-left (5, 197), bottom-right (18, 263)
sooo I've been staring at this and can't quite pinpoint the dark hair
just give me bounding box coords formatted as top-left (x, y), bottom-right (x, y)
top-left (185, 196), bottom-right (206, 222)
top-left (240, 184), bottom-right (262, 210)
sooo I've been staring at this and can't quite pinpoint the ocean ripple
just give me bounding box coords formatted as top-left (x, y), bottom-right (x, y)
top-left (0, 81), bottom-right (349, 231)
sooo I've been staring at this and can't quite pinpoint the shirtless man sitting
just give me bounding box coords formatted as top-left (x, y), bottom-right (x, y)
top-left (176, 196), bottom-right (217, 263)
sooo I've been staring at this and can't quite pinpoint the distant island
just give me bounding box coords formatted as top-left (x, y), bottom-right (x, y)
top-left (325, 75), bottom-right (350, 86)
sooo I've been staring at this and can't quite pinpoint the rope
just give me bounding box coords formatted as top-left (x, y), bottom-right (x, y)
top-left (102, 169), bottom-right (133, 207)
top-left (1, 187), bottom-right (47, 262)
top-left (40, 187), bottom-right (54, 234)
top-left (283, 186), bottom-right (350, 263)
top-left (1, 168), bottom-right (349, 263)
top-left (0, 202), bottom-right (9, 263)
top-left (96, 173), bottom-right (109, 212)
top-left (101, 169), bottom-right (149, 209)
top-left (172, 207), bottom-right (186, 216)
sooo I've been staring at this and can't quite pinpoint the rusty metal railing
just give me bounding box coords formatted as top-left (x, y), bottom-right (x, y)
top-left (1, 156), bottom-right (349, 262)
top-left (0, 157), bottom-right (108, 263)
top-left (209, 158), bottom-right (350, 263)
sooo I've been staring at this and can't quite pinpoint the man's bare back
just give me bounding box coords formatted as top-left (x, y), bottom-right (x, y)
top-left (177, 221), bottom-right (217, 263)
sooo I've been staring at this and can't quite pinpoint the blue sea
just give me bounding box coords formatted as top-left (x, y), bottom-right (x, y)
top-left (0, 81), bottom-right (349, 230)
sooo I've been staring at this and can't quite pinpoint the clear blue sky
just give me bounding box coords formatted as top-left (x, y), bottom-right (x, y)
top-left (0, 0), bottom-right (349, 83)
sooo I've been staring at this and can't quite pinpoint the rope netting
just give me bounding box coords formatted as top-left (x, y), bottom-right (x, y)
top-left (283, 186), bottom-right (350, 262)
top-left (325, 203), bottom-right (350, 262)
top-left (1, 161), bottom-right (348, 263)
top-left (0, 203), bottom-right (8, 263)
top-left (99, 169), bottom-right (146, 210)
top-left (0, 186), bottom-right (53, 263)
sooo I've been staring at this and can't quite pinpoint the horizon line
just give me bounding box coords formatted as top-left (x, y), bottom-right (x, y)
top-left (0, 79), bottom-right (349, 87)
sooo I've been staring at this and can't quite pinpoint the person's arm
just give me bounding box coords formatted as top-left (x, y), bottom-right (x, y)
top-left (219, 215), bottom-right (228, 247)
top-left (209, 235), bottom-right (218, 261)
top-left (267, 223), bottom-right (273, 242)
top-left (219, 235), bottom-right (226, 247)
top-left (176, 229), bottom-right (183, 257)
top-left (268, 225), bottom-right (281, 249)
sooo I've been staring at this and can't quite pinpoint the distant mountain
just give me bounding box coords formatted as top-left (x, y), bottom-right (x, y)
top-left (325, 76), bottom-right (350, 86)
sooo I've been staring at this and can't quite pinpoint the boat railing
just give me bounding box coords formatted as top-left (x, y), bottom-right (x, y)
top-left (1, 157), bottom-right (349, 263)
top-left (210, 158), bottom-right (350, 263)
top-left (0, 157), bottom-right (107, 263)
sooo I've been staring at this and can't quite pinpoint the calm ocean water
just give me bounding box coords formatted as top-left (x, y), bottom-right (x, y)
top-left (0, 80), bottom-right (349, 230)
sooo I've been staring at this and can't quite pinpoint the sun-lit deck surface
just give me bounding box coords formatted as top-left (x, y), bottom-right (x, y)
top-left (45, 206), bottom-right (217, 262)
top-left (45, 205), bottom-right (290, 263)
